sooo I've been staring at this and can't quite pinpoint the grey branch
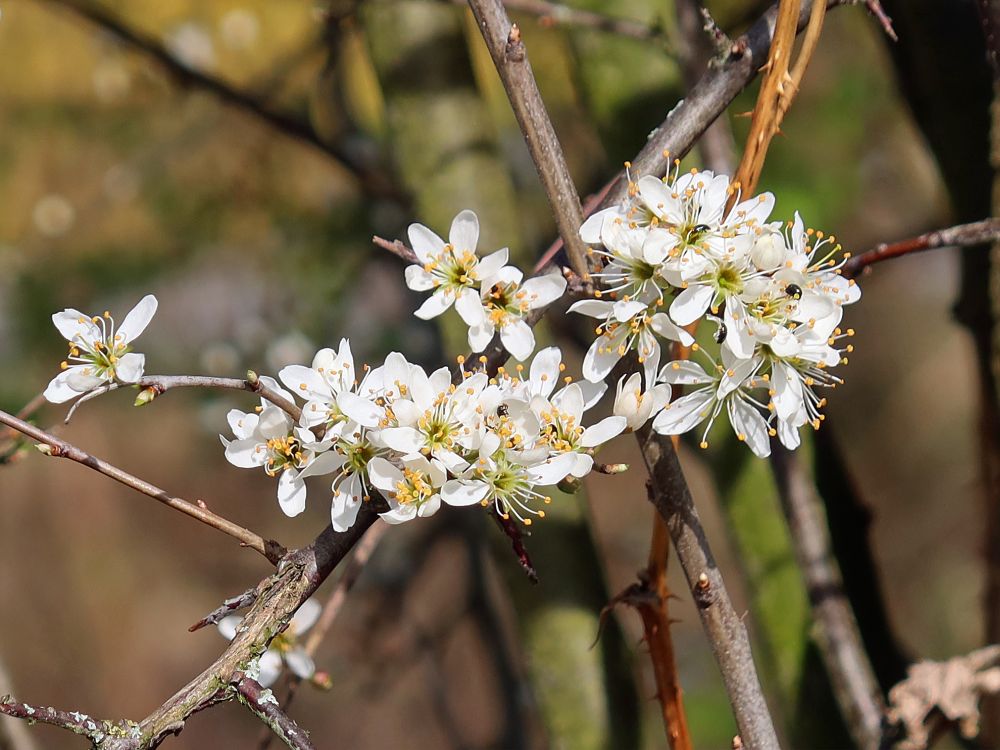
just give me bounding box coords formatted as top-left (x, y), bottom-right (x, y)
top-left (638, 429), bottom-right (781, 749)
top-left (0, 409), bottom-right (286, 564)
top-left (466, 0), bottom-right (591, 280)
top-left (770, 444), bottom-right (885, 750)
top-left (135, 373), bottom-right (304, 423)
top-left (236, 677), bottom-right (315, 750)
top-left (189, 586), bottom-right (261, 633)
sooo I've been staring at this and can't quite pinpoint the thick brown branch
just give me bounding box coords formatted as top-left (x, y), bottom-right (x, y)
top-left (38, 0), bottom-right (400, 200)
top-left (842, 218), bottom-right (1000, 279)
top-left (0, 696), bottom-right (129, 744)
top-left (236, 677), bottom-right (315, 750)
top-left (770, 444), bottom-right (885, 750)
top-left (466, 0), bottom-right (590, 280)
top-left (0, 409), bottom-right (286, 565)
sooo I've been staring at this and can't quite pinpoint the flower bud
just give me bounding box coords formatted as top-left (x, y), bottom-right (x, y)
top-left (750, 231), bottom-right (786, 270)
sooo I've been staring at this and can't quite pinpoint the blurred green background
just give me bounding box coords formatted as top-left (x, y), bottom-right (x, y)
top-left (0, 1), bottom-right (984, 748)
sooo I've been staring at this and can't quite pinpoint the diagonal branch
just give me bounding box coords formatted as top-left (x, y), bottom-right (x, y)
top-left (0, 409), bottom-right (286, 564)
top-left (842, 218), bottom-right (1000, 279)
top-left (236, 677), bottom-right (315, 750)
top-left (466, 0), bottom-right (590, 280)
top-left (37, 0), bottom-right (401, 200)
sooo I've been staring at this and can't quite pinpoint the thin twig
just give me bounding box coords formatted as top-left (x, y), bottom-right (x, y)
top-left (842, 218), bottom-right (1000, 279)
top-left (189, 585), bottom-right (261, 633)
top-left (0, 696), bottom-right (128, 743)
top-left (372, 235), bottom-right (419, 264)
top-left (770, 444), bottom-right (885, 749)
top-left (448, 0), bottom-right (669, 45)
top-left (466, 0), bottom-right (590, 280)
top-left (0, 409), bottom-right (286, 564)
top-left (135, 373), bottom-right (303, 423)
top-left (0, 657), bottom-right (37, 750)
top-left (236, 677), bottom-right (316, 750)
top-left (860, 0), bottom-right (897, 41)
top-left (37, 0), bottom-right (401, 200)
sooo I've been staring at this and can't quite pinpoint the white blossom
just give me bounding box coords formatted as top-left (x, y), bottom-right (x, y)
top-left (44, 294), bottom-right (157, 403)
top-left (218, 599), bottom-right (322, 686)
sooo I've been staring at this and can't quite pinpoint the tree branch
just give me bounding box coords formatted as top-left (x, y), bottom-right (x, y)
top-left (842, 218), bottom-right (1000, 279)
top-left (0, 409), bottom-right (286, 565)
top-left (37, 0), bottom-right (401, 200)
top-left (466, 0), bottom-right (591, 280)
top-left (135, 373), bottom-right (303, 423)
top-left (257, 522), bottom-right (389, 750)
top-left (638, 428), bottom-right (781, 750)
top-left (236, 677), bottom-right (315, 750)
top-left (770, 443), bottom-right (885, 750)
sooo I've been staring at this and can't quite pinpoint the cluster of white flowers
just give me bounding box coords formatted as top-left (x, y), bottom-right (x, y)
top-left (570, 167), bottom-right (860, 456)
top-left (403, 210), bottom-right (566, 361)
top-left (42, 167), bottom-right (859, 532)
top-left (220, 340), bottom-right (625, 529)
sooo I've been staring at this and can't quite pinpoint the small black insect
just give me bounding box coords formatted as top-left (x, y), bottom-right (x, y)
top-left (786, 283), bottom-right (803, 300)
top-left (497, 403), bottom-right (510, 417)
top-left (714, 323), bottom-right (728, 344)
top-left (692, 224), bottom-right (711, 233)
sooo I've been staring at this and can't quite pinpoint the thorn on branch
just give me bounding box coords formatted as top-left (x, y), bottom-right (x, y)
top-left (700, 6), bottom-right (734, 58)
top-left (861, 0), bottom-right (897, 42)
top-left (189, 585), bottom-right (261, 632)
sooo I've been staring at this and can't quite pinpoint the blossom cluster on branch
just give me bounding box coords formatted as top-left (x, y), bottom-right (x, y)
top-left (570, 167), bottom-right (861, 456)
top-left (40, 166), bottom-right (860, 537)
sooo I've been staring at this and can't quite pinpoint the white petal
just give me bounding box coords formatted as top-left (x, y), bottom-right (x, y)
top-left (404, 264), bottom-right (437, 292)
top-left (279, 365), bottom-right (330, 402)
top-left (66, 369), bottom-right (106, 391)
top-left (650, 313), bottom-right (695, 347)
top-left (723, 300), bottom-right (755, 360)
top-left (407, 223), bottom-right (445, 263)
top-left (652, 390), bottom-right (714, 435)
top-left (227, 409), bottom-right (258, 440)
top-left (297, 450), bottom-right (345, 479)
top-left (290, 599), bottom-right (322, 634)
top-left (337, 391), bottom-right (382, 428)
top-left (224, 437), bottom-right (266, 468)
top-left (468, 322), bottom-right (495, 353)
top-left (580, 416), bottom-right (626, 448)
top-left (441, 479), bottom-right (489, 507)
top-left (52, 308), bottom-right (101, 344)
top-left (658, 360), bottom-right (713, 386)
top-left (414, 290), bottom-right (454, 320)
top-left (728, 398), bottom-right (770, 458)
top-left (117, 295), bottom-right (158, 344)
top-left (476, 247), bottom-right (509, 279)
top-left (580, 207), bottom-right (617, 243)
top-left (331, 491), bottom-right (362, 532)
top-left (500, 319), bottom-right (535, 361)
top-left (552, 382), bottom-right (584, 420)
top-left (581, 334), bottom-right (622, 384)
top-left (258, 651), bottom-right (283, 687)
top-left (577, 380), bottom-right (607, 411)
top-left (520, 273), bottom-right (567, 309)
top-left (568, 299), bottom-right (613, 319)
top-left (529, 347), bottom-right (562, 398)
top-left (115, 352), bottom-right (145, 383)
top-left (455, 287), bottom-right (486, 326)
top-left (367, 456), bottom-right (403, 493)
top-left (612, 300), bottom-right (647, 322)
top-left (526, 453), bottom-right (577, 485)
top-left (218, 615), bottom-right (242, 641)
top-left (417, 495), bottom-right (442, 518)
top-left (285, 648), bottom-right (316, 680)
top-left (43, 369), bottom-right (84, 403)
top-left (570, 452), bottom-right (594, 478)
top-left (277, 471), bottom-right (308, 517)
top-left (669, 284), bottom-right (714, 327)
top-left (449, 209), bottom-right (480, 252)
